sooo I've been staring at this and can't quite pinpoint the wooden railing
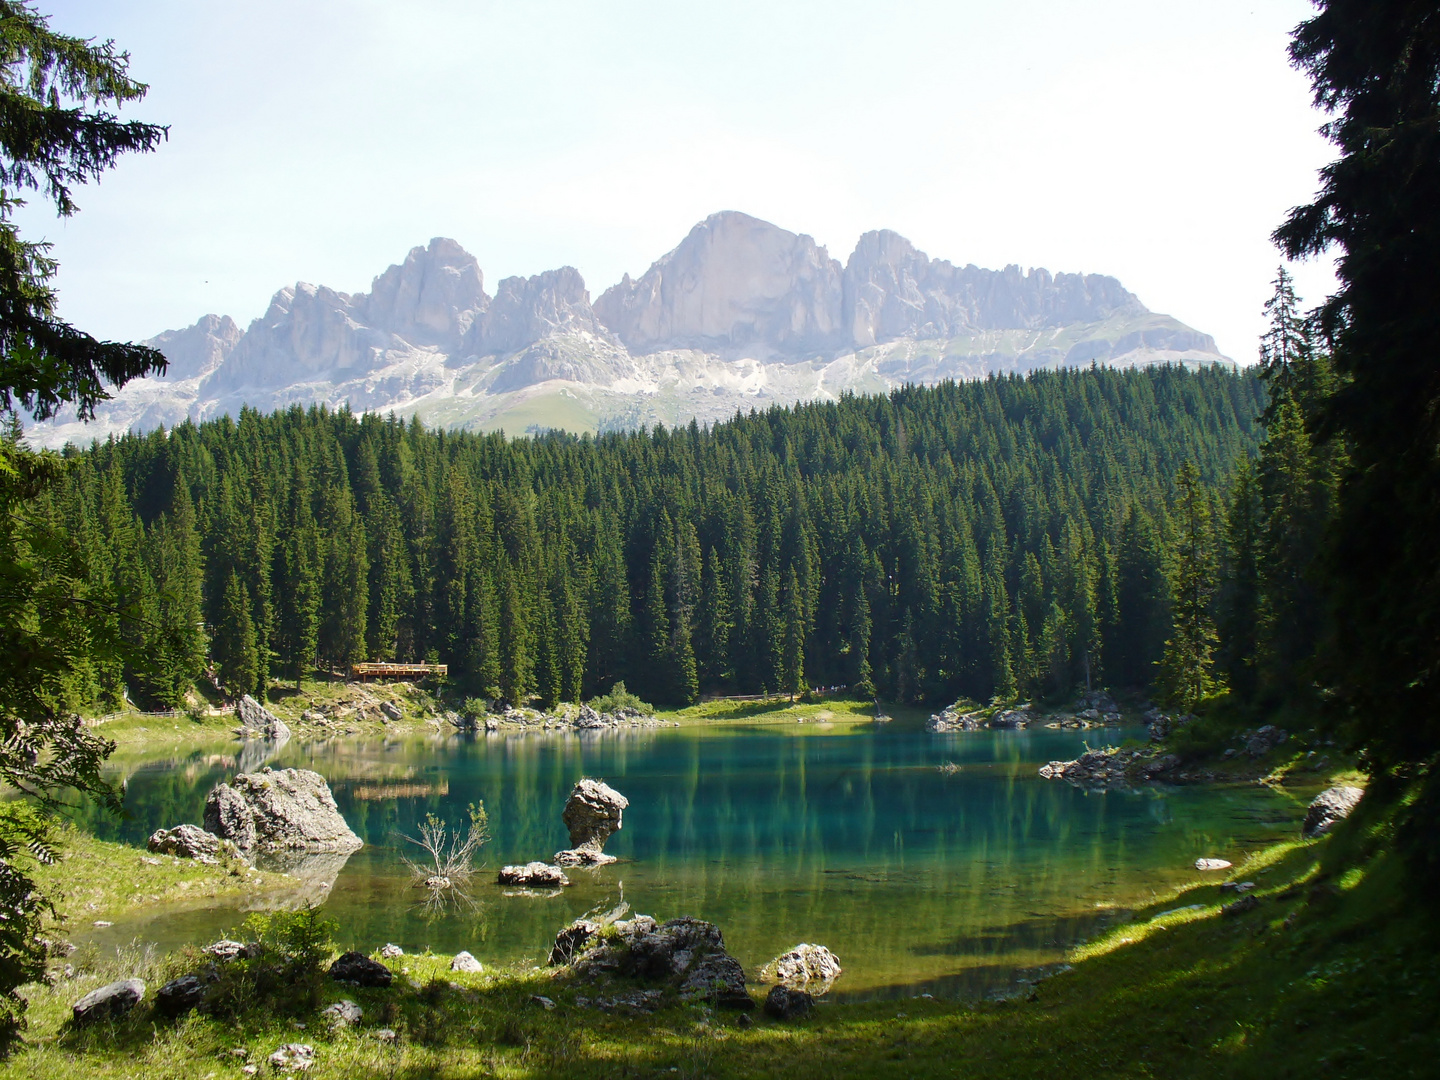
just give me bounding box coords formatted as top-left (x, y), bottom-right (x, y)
top-left (349, 662), bottom-right (448, 681)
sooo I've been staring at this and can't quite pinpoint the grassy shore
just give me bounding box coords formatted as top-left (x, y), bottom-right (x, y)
top-left (34, 827), bottom-right (296, 926)
top-left (10, 795), bottom-right (1436, 1080)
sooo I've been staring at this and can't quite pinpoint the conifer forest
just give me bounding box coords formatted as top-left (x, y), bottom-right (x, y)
top-left (45, 365), bottom-right (1267, 712)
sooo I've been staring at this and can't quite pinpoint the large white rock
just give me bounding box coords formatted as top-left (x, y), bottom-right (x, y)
top-left (204, 767), bottom-right (361, 854)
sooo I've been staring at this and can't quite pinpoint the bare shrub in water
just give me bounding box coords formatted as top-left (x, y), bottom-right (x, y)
top-left (401, 803), bottom-right (490, 909)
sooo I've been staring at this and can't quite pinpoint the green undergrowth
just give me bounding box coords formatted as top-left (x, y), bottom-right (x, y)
top-left (33, 827), bottom-right (294, 925)
top-left (10, 791), bottom-right (1436, 1079)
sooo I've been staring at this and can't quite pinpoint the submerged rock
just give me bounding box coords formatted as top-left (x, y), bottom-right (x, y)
top-left (764, 943), bottom-right (842, 992)
top-left (1195, 858), bottom-right (1232, 871)
top-left (73, 978), bottom-right (144, 1025)
top-left (1303, 785), bottom-right (1364, 838)
top-left (329, 951), bottom-right (392, 987)
top-left (147, 823), bottom-right (239, 863)
top-left (554, 846), bottom-right (617, 867)
top-left (763, 984), bottom-right (814, 1020)
top-left (204, 767), bottom-right (362, 854)
top-left (498, 862), bottom-right (570, 888)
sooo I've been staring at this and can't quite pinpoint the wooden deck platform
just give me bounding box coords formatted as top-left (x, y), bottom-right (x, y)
top-left (349, 662), bottom-right (448, 681)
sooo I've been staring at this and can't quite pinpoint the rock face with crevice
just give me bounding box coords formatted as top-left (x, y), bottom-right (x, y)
top-left (203, 767), bottom-right (361, 854)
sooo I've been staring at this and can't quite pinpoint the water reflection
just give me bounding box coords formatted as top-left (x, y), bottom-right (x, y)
top-left (85, 724), bottom-right (1302, 998)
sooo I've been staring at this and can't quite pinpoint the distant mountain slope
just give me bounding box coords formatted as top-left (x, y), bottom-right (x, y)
top-left (28, 212), bottom-right (1232, 447)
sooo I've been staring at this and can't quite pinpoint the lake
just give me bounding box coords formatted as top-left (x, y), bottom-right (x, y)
top-left (83, 719), bottom-right (1302, 1000)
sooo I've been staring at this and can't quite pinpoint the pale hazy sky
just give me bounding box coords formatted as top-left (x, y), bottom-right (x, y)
top-left (24, 0), bottom-right (1336, 362)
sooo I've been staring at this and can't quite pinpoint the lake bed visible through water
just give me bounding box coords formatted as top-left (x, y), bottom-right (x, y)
top-left (83, 720), bottom-right (1302, 1000)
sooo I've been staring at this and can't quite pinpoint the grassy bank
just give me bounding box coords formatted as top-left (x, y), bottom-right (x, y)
top-left (34, 827), bottom-right (295, 926)
top-left (10, 797), bottom-right (1436, 1080)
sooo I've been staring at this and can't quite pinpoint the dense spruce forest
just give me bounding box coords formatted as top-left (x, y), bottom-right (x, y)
top-left (41, 365), bottom-right (1264, 710)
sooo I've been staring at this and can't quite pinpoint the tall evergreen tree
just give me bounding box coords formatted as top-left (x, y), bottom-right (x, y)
top-left (1157, 463), bottom-right (1220, 710)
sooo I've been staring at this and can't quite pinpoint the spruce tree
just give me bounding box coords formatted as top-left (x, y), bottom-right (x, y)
top-left (215, 571), bottom-right (259, 700)
top-left (1158, 463), bottom-right (1220, 709)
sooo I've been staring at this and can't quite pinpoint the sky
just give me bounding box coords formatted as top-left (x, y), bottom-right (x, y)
top-left (23, 0), bottom-right (1337, 363)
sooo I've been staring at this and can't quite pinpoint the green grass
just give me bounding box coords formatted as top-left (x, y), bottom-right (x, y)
top-left (13, 794), bottom-right (1436, 1079)
top-left (34, 827), bottom-right (293, 925)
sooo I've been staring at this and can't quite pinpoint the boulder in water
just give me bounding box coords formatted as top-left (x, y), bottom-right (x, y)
top-left (204, 767), bottom-right (361, 854)
top-left (764, 943), bottom-right (842, 992)
top-left (561, 778), bottom-right (628, 852)
top-left (498, 862), bottom-right (569, 888)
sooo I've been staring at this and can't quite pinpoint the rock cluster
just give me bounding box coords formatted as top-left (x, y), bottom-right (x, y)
top-left (1244, 725), bottom-right (1288, 758)
top-left (147, 823), bottom-right (240, 864)
top-left (452, 704), bottom-right (666, 734)
top-left (1040, 747), bottom-right (1184, 787)
top-left (549, 914), bottom-right (754, 1010)
top-left (929, 695), bottom-right (1125, 734)
top-left (1303, 785), bottom-right (1364, 838)
top-left (204, 767), bottom-right (362, 854)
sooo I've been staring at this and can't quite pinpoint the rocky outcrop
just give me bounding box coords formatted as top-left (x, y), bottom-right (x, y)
top-left (147, 823), bottom-right (240, 864)
top-left (469, 267), bottom-right (614, 357)
top-left (203, 767), bottom-right (362, 854)
top-left (1039, 747), bottom-right (1181, 786)
top-left (237, 695), bottom-right (290, 740)
top-left (73, 979), bottom-right (144, 1025)
top-left (595, 212), bottom-right (845, 357)
top-left (328, 951), bottom-right (392, 987)
top-left (1303, 785), bottom-right (1364, 838)
top-left (558, 778), bottom-right (628, 864)
top-left (552, 914), bottom-right (753, 1010)
top-left (497, 862), bottom-right (570, 888)
top-left (763, 943), bottom-right (842, 993)
top-left (926, 705), bottom-right (985, 732)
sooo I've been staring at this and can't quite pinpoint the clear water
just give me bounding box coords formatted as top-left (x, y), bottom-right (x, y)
top-left (82, 721), bottom-right (1302, 1000)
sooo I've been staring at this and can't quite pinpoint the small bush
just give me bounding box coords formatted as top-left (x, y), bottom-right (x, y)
top-left (201, 905), bottom-right (336, 1019)
top-left (587, 681), bottom-right (653, 714)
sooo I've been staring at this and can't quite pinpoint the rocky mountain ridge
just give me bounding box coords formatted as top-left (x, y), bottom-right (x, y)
top-left (29, 211), bottom-right (1232, 447)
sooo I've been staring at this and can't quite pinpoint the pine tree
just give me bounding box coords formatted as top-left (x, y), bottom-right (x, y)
top-left (215, 571), bottom-right (259, 699)
top-left (1158, 463), bottom-right (1220, 709)
top-left (781, 565), bottom-right (807, 701)
top-left (696, 546), bottom-right (733, 687)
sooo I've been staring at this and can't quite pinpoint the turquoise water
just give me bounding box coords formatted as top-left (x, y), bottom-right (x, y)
top-left (85, 721), bottom-right (1302, 1000)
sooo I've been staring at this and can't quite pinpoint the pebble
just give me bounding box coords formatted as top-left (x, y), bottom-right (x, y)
top-left (1194, 858), bottom-right (1232, 871)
